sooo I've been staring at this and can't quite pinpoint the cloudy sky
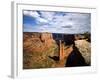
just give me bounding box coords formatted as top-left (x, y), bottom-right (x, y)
top-left (23, 10), bottom-right (91, 34)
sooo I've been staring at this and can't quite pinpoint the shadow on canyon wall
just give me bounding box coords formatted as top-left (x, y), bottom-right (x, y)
top-left (23, 32), bottom-right (91, 69)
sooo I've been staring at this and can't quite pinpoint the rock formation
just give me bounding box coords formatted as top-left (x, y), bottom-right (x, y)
top-left (75, 40), bottom-right (91, 65)
top-left (23, 32), bottom-right (59, 69)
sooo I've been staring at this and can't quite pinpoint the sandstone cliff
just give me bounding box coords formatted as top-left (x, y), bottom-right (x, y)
top-left (23, 32), bottom-right (59, 69)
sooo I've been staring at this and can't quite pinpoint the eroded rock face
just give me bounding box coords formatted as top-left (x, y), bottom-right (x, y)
top-left (75, 40), bottom-right (91, 65)
top-left (41, 32), bottom-right (53, 41)
top-left (23, 33), bottom-right (91, 69)
top-left (23, 32), bottom-right (56, 53)
top-left (23, 32), bottom-right (59, 69)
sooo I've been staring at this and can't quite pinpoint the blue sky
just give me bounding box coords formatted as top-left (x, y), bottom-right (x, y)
top-left (23, 10), bottom-right (91, 34)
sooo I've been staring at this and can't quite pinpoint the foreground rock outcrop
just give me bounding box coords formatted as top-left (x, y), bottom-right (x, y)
top-left (23, 32), bottom-right (59, 69)
top-left (75, 40), bottom-right (91, 65)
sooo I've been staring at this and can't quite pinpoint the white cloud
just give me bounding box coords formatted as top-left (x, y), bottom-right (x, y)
top-left (23, 11), bottom-right (91, 34)
top-left (37, 17), bottom-right (48, 23)
top-left (23, 11), bottom-right (48, 24)
top-left (39, 11), bottom-right (55, 21)
top-left (23, 11), bottom-right (40, 18)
